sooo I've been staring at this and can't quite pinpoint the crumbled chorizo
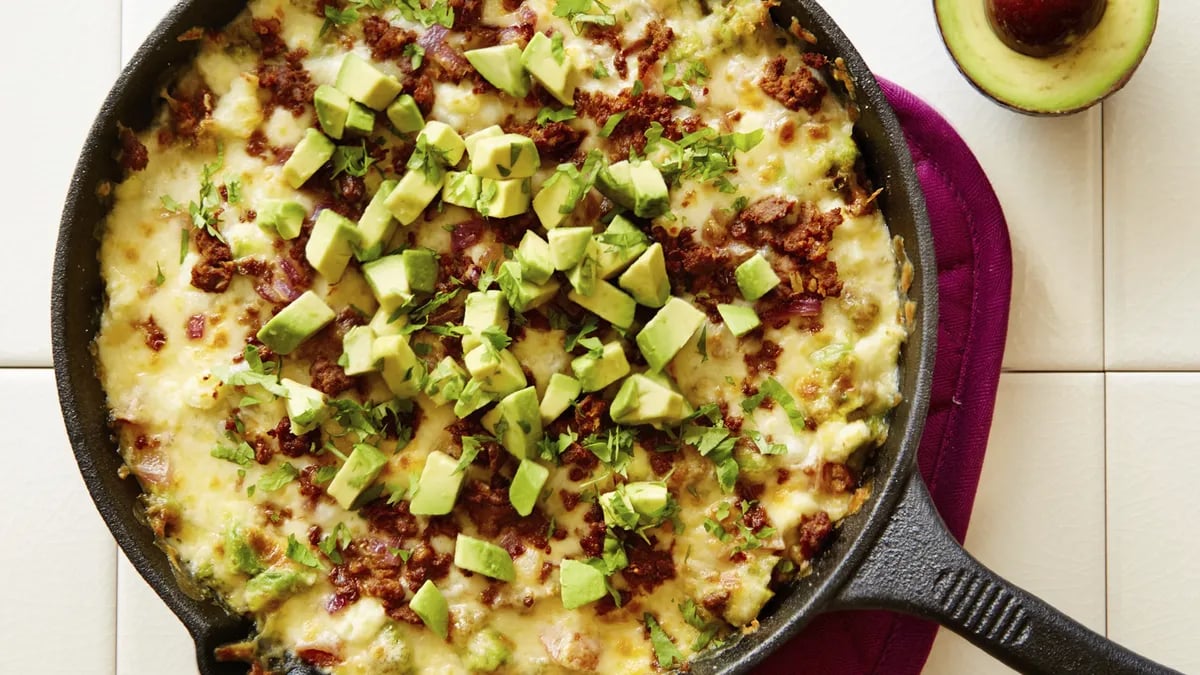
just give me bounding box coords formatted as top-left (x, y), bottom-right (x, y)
top-left (190, 229), bottom-right (234, 293)
top-left (138, 316), bottom-right (167, 351)
top-left (257, 50), bottom-right (316, 116)
top-left (118, 126), bottom-right (149, 172)
top-left (759, 55), bottom-right (827, 114)
top-left (362, 15), bottom-right (417, 62)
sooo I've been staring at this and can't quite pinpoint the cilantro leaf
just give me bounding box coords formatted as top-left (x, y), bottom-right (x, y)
top-left (258, 462), bottom-right (299, 493)
top-left (536, 106), bottom-right (577, 124)
top-left (644, 613), bottom-right (684, 668)
top-left (313, 465), bottom-right (339, 484)
top-left (598, 110), bottom-right (628, 138)
top-left (331, 142), bottom-right (376, 178)
top-left (564, 315), bottom-right (599, 351)
top-left (553, 0), bottom-right (616, 33)
top-left (286, 533), bottom-right (325, 569)
top-left (454, 435), bottom-right (486, 473)
top-left (696, 324), bottom-right (709, 362)
top-left (479, 326), bottom-right (512, 352)
top-left (154, 262), bottom-right (166, 287)
top-left (404, 43), bottom-right (425, 70)
top-left (211, 441), bottom-right (254, 466)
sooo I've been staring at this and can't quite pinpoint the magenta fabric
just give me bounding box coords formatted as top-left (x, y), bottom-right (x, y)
top-left (759, 80), bottom-right (1013, 674)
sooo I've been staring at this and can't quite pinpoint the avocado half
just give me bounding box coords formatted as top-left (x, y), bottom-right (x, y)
top-left (934, 0), bottom-right (1158, 115)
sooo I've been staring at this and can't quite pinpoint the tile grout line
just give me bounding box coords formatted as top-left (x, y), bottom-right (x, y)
top-left (1099, 99), bottom-right (1110, 640)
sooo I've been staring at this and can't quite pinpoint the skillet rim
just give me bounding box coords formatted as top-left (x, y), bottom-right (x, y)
top-left (51, 1), bottom-right (938, 672)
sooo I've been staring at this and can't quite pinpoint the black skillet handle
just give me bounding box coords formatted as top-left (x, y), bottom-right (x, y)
top-left (832, 474), bottom-right (1178, 675)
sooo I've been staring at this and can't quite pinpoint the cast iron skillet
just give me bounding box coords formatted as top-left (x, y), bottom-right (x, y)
top-left (51, 1), bottom-right (1176, 673)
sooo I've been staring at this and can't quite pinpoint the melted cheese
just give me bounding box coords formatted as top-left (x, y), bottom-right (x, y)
top-left (95, 0), bottom-right (906, 672)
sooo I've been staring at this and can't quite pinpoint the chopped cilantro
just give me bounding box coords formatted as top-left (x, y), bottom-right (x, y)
top-left (223, 345), bottom-right (288, 398)
top-left (408, 134), bottom-right (449, 184)
top-left (703, 517), bottom-right (732, 543)
top-left (286, 533), bottom-right (325, 569)
top-left (211, 441), bottom-right (254, 466)
top-left (258, 462), bottom-right (299, 493)
top-left (321, 5), bottom-right (360, 36)
top-left (745, 429), bottom-right (787, 455)
top-left (564, 315), bottom-right (599, 351)
top-left (593, 61), bottom-right (610, 78)
top-left (696, 324), bottom-right (709, 362)
top-left (734, 522), bottom-right (778, 554)
top-left (454, 435), bottom-right (487, 473)
top-left (225, 179), bottom-right (242, 204)
top-left (644, 613), bottom-right (684, 669)
top-left (153, 262), bottom-right (166, 287)
top-left (553, 0), bottom-right (616, 33)
top-left (403, 43), bottom-right (425, 70)
top-left (631, 80), bottom-right (644, 97)
top-left (331, 142), bottom-right (376, 178)
top-left (390, 0), bottom-right (454, 28)
top-left (598, 110), bottom-right (628, 138)
top-left (313, 465), bottom-right (339, 484)
top-left (317, 522), bottom-right (352, 564)
top-left (551, 32), bottom-right (566, 64)
top-left (479, 326), bottom-right (512, 351)
top-left (536, 106), bottom-right (577, 124)
top-left (388, 546), bottom-right (413, 562)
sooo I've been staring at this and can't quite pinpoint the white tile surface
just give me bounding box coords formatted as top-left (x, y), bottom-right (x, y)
top-left (821, 1), bottom-right (1105, 371)
top-left (117, 554), bottom-right (200, 675)
top-left (1107, 374), bottom-right (1200, 673)
top-left (122, 0), bottom-right (179, 65)
top-left (0, 370), bottom-right (116, 673)
top-left (923, 373), bottom-right (1108, 674)
top-left (1103, 3), bottom-right (1200, 370)
top-left (0, 1), bottom-right (120, 367)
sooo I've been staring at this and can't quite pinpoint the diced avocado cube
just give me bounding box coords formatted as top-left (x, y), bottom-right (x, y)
top-left (509, 459), bottom-right (550, 517)
top-left (464, 44), bottom-right (530, 98)
top-left (345, 101), bottom-right (376, 137)
top-left (425, 356), bottom-right (467, 406)
top-left (257, 199), bottom-right (307, 240)
top-left (282, 129), bottom-right (334, 189)
top-left (454, 378), bottom-right (496, 418)
top-left (454, 533), bottom-right (516, 582)
top-left (326, 443), bottom-right (389, 510)
top-left (571, 341), bottom-right (630, 392)
top-left (598, 488), bottom-right (639, 530)
top-left (387, 94), bottom-right (425, 134)
top-left (355, 179), bottom-right (398, 262)
top-left (559, 559), bottom-right (606, 610)
top-left (409, 450), bottom-right (465, 516)
top-left (306, 209), bottom-right (360, 283)
top-left (464, 345), bottom-right (527, 397)
top-left (629, 161), bottom-right (670, 218)
top-left (374, 624), bottom-right (415, 672)
top-left (610, 373), bottom-right (689, 426)
top-left (595, 160), bottom-right (636, 211)
top-left (281, 377), bottom-right (328, 434)
top-left (516, 231), bottom-right (554, 285)
top-left (244, 568), bottom-right (306, 612)
top-left (735, 253), bottom-right (781, 301)
top-left (464, 628), bottom-right (512, 672)
top-left (462, 290), bottom-right (509, 353)
top-left (385, 169), bottom-right (442, 225)
top-left (717, 303), bottom-right (761, 337)
top-left (417, 121), bottom-right (467, 165)
top-left (636, 297), bottom-right (706, 372)
top-left (464, 125), bottom-right (504, 159)
top-left (624, 482), bottom-right (669, 522)
top-left (533, 166), bottom-right (581, 230)
top-left (618, 242), bottom-right (670, 308)
top-left (564, 238), bottom-right (601, 295)
top-left (470, 134), bottom-right (540, 180)
top-left (314, 85), bottom-right (351, 140)
top-left (549, 227), bottom-right (594, 271)
top-left (256, 290), bottom-right (335, 355)
top-left (539, 373), bottom-right (581, 424)
top-left (521, 32), bottom-right (575, 105)
top-left (489, 386), bottom-right (543, 459)
top-left (595, 215), bottom-right (649, 279)
top-left (362, 250), bottom-right (437, 312)
top-left (478, 178), bottom-right (532, 219)
top-left (442, 171), bottom-right (482, 209)
top-left (568, 281), bottom-right (636, 329)
top-left (497, 260), bottom-right (560, 312)
top-left (225, 526), bottom-right (264, 576)
top-left (373, 334), bottom-right (426, 398)
top-left (370, 306), bottom-right (405, 337)
top-left (336, 53), bottom-right (403, 110)
top-left (409, 580), bottom-right (449, 639)
top-left (341, 325), bottom-right (377, 376)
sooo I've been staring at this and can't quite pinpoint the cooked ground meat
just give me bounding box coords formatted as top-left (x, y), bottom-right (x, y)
top-left (270, 417), bottom-right (319, 458)
top-left (118, 126), bottom-right (149, 172)
top-left (190, 229), bottom-right (234, 293)
top-left (257, 50), bottom-right (316, 116)
top-left (362, 15), bottom-right (417, 62)
top-left (796, 511), bottom-right (834, 559)
top-left (137, 316), bottom-right (167, 352)
top-left (621, 536), bottom-right (675, 593)
top-left (252, 17), bottom-right (288, 59)
top-left (744, 340), bottom-right (782, 376)
top-left (759, 55), bottom-right (827, 114)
